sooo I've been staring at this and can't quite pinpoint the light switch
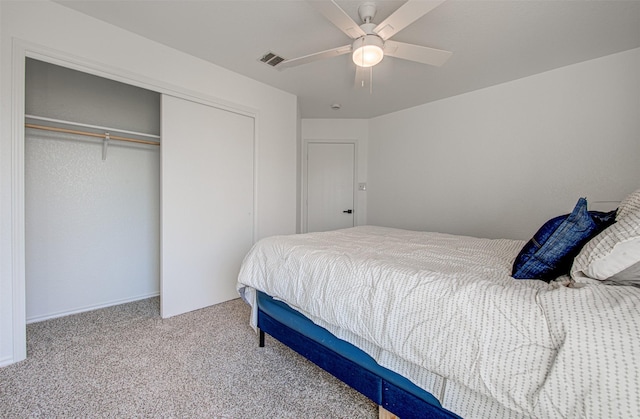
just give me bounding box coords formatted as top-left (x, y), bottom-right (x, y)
top-left (358, 183), bottom-right (367, 191)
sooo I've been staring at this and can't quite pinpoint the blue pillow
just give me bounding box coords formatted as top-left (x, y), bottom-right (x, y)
top-left (512, 198), bottom-right (616, 281)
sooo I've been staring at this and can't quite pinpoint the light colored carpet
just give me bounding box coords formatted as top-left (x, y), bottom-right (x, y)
top-left (0, 297), bottom-right (377, 418)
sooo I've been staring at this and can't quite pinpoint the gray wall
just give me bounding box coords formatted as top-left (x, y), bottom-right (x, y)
top-left (26, 58), bottom-right (160, 135)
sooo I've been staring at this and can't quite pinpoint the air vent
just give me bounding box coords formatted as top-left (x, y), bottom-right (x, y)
top-left (259, 51), bottom-right (286, 68)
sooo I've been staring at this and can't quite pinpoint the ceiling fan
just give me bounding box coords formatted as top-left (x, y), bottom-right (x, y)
top-left (275, 0), bottom-right (452, 87)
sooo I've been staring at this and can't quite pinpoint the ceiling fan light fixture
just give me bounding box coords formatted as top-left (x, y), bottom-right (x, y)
top-left (352, 35), bottom-right (384, 68)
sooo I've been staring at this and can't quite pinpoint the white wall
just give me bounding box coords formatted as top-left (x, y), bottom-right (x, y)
top-left (25, 132), bottom-right (160, 322)
top-left (1, 1), bottom-right (297, 366)
top-left (368, 47), bottom-right (640, 240)
top-left (301, 119), bottom-right (369, 230)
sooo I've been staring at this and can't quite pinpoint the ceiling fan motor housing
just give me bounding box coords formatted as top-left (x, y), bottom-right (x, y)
top-left (360, 22), bottom-right (377, 35)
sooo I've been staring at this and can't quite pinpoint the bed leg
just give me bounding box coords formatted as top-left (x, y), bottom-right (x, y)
top-left (258, 328), bottom-right (265, 347)
top-left (379, 405), bottom-right (399, 419)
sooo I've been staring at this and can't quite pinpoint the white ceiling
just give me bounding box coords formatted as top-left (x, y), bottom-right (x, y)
top-left (55, 0), bottom-right (640, 119)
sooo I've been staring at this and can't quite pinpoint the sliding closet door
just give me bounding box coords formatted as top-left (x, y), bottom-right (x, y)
top-left (161, 95), bottom-right (254, 318)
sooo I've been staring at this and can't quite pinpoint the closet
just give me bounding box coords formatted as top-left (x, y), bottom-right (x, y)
top-left (25, 59), bottom-right (255, 322)
top-left (25, 59), bottom-right (161, 322)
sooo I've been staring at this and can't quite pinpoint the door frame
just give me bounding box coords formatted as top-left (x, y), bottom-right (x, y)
top-left (302, 138), bottom-right (358, 233)
top-left (6, 39), bottom-right (259, 366)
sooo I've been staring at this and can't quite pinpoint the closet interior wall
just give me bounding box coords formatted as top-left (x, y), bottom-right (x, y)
top-left (25, 58), bottom-right (161, 323)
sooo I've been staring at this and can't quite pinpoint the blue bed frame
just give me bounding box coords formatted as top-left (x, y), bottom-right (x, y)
top-left (256, 291), bottom-right (460, 418)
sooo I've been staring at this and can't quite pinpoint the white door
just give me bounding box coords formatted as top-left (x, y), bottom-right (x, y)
top-left (161, 95), bottom-right (254, 318)
top-left (306, 142), bottom-right (355, 232)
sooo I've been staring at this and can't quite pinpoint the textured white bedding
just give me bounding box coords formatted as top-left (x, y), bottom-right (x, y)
top-left (237, 226), bottom-right (640, 418)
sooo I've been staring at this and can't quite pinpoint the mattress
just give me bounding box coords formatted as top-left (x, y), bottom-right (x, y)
top-left (237, 226), bottom-right (640, 418)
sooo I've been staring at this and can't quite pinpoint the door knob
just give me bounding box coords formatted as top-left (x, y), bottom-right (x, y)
top-left (342, 209), bottom-right (353, 214)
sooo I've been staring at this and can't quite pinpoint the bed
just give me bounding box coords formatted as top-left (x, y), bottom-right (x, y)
top-left (237, 191), bottom-right (640, 418)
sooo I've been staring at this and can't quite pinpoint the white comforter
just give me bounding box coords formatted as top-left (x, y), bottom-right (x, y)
top-left (236, 226), bottom-right (640, 418)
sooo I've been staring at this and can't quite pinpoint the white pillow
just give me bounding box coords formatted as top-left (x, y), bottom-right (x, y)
top-left (617, 188), bottom-right (640, 220)
top-left (571, 209), bottom-right (640, 281)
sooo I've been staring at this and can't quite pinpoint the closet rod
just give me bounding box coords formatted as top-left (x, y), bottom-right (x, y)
top-left (25, 123), bottom-right (160, 146)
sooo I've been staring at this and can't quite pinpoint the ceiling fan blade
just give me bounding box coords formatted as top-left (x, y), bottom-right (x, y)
top-left (374, 0), bottom-right (446, 40)
top-left (354, 65), bottom-right (371, 90)
top-left (384, 40), bottom-right (452, 67)
top-left (308, 0), bottom-right (366, 39)
top-left (276, 45), bottom-right (352, 70)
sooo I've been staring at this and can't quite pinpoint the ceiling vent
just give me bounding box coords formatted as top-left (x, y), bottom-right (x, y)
top-left (259, 51), bottom-right (286, 68)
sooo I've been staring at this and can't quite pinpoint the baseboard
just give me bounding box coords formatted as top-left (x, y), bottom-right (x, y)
top-left (26, 292), bottom-right (160, 324)
top-left (0, 355), bottom-right (16, 368)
